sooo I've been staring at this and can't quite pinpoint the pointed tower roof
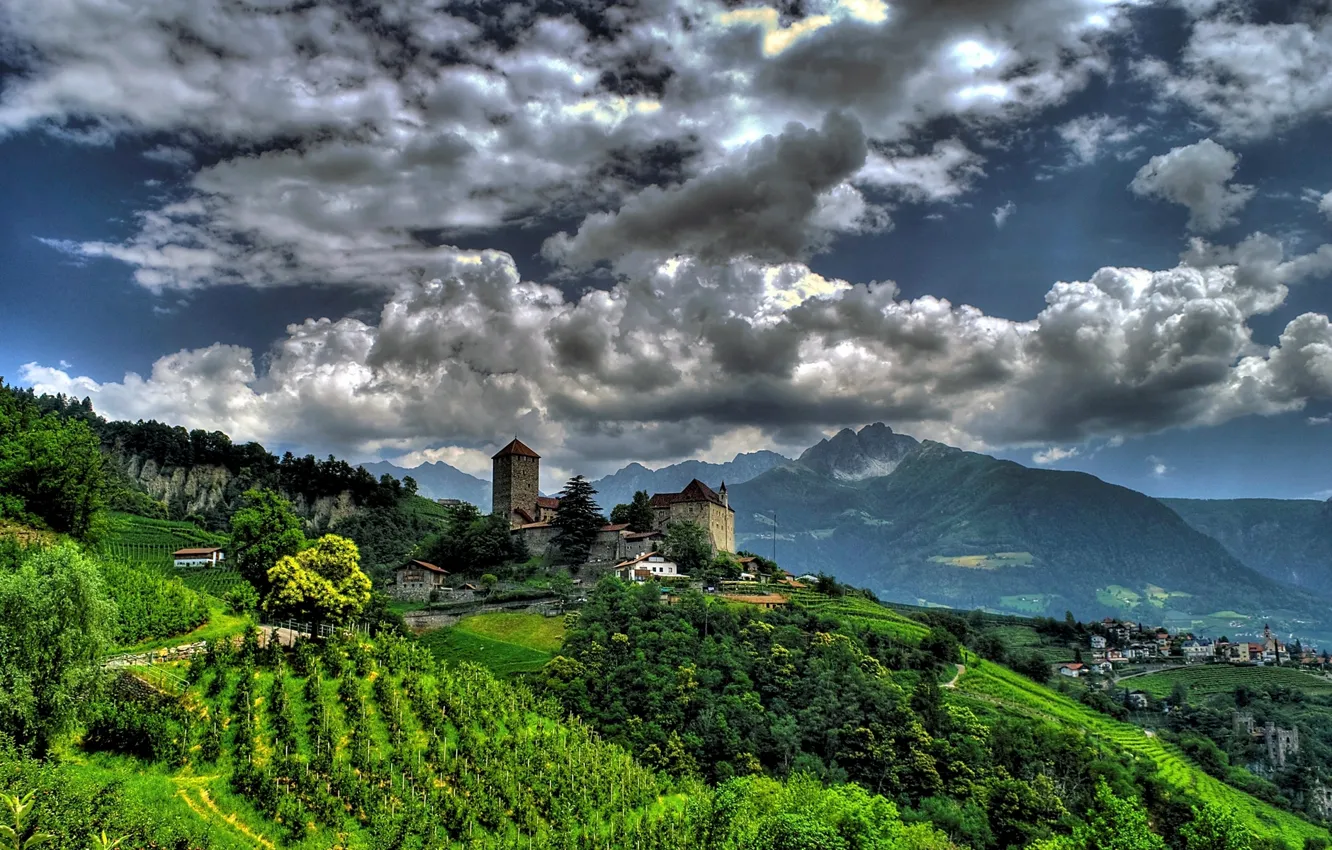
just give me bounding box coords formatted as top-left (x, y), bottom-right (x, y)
top-left (493, 437), bottom-right (540, 460)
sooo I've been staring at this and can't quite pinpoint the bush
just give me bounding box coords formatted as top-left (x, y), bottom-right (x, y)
top-left (224, 582), bottom-right (260, 615)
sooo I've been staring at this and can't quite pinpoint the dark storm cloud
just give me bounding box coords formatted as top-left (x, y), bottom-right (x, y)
top-left (545, 110), bottom-right (870, 266)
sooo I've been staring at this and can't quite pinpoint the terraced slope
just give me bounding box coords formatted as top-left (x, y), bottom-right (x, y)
top-left (955, 660), bottom-right (1327, 842)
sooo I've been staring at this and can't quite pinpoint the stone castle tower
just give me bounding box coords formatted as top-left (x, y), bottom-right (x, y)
top-left (492, 438), bottom-right (541, 527)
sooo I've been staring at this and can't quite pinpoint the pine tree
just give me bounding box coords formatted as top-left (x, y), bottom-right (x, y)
top-left (552, 476), bottom-right (603, 565)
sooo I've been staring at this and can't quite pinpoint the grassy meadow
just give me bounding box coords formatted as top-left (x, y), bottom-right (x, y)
top-left (417, 612), bottom-right (566, 677)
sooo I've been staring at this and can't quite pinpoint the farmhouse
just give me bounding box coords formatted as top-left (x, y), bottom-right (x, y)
top-left (614, 552), bottom-right (682, 582)
top-left (390, 560), bottom-right (451, 600)
top-left (1057, 662), bottom-right (1086, 678)
top-left (172, 546), bottom-right (225, 568)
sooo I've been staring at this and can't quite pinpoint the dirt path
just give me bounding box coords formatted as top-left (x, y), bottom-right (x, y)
top-left (943, 663), bottom-right (965, 688)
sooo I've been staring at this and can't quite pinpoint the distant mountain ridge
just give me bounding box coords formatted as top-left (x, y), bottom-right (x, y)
top-left (589, 451), bottom-right (790, 509)
top-left (359, 459), bottom-right (491, 510)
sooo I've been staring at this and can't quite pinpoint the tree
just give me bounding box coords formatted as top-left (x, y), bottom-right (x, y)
top-left (551, 572), bottom-right (576, 611)
top-left (230, 489), bottom-right (306, 591)
top-left (624, 491), bottom-right (656, 532)
top-left (1181, 804), bottom-right (1254, 850)
top-left (0, 544), bottom-right (115, 757)
top-left (1068, 779), bottom-right (1166, 850)
top-left (0, 381), bottom-right (106, 538)
top-left (663, 520), bottom-right (712, 575)
top-left (265, 534), bottom-right (372, 625)
top-left (402, 475), bottom-right (419, 497)
top-left (552, 476), bottom-right (603, 565)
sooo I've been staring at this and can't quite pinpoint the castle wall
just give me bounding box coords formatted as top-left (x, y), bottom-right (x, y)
top-left (493, 454), bottom-right (540, 527)
top-left (654, 502), bottom-right (735, 552)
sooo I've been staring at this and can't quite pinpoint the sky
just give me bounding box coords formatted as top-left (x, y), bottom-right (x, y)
top-left (1, 0), bottom-right (1331, 498)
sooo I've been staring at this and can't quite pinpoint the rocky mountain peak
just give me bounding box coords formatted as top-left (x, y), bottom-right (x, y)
top-left (797, 422), bottom-right (920, 481)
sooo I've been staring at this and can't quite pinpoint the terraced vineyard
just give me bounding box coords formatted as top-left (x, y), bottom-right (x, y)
top-left (177, 633), bottom-right (691, 848)
top-left (1128, 664), bottom-right (1332, 698)
top-left (955, 659), bottom-right (1327, 843)
top-left (101, 511), bottom-right (228, 554)
top-left (788, 592), bottom-right (931, 643)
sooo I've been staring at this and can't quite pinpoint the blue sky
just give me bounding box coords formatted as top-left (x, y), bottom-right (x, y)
top-left (1, 0), bottom-right (1330, 497)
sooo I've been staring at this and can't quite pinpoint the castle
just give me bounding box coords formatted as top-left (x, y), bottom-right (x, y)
top-left (491, 437), bottom-right (736, 557)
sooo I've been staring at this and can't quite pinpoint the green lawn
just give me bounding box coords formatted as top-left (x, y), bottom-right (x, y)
top-left (417, 612), bottom-right (566, 676)
top-left (985, 624), bottom-right (1078, 663)
top-left (1128, 665), bottom-right (1332, 699)
top-left (454, 611), bottom-right (566, 652)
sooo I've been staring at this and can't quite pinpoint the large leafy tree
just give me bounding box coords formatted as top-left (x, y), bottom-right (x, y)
top-left (229, 488), bottom-right (306, 591)
top-left (609, 491), bottom-right (656, 533)
top-left (552, 476), bottom-right (603, 565)
top-left (0, 381), bottom-right (105, 538)
top-left (663, 520), bottom-right (711, 575)
top-left (1180, 804), bottom-right (1254, 850)
top-left (264, 534), bottom-right (372, 625)
top-left (0, 544), bottom-right (116, 757)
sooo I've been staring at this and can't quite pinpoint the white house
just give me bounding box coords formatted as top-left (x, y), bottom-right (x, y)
top-left (172, 547), bottom-right (225, 568)
top-left (1090, 635), bottom-right (1107, 650)
top-left (1057, 662), bottom-right (1086, 678)
top-left (614, 552), bottom-right (682, 582)
top-left (1182, 639), bottom-right (1211, 661)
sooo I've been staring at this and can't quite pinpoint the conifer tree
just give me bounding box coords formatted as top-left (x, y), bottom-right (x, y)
top-left (552, 475), bottom-right (603, 565)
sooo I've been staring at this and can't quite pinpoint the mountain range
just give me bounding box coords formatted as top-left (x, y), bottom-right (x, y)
top-left (364, 424), bottom-right (1331, 638)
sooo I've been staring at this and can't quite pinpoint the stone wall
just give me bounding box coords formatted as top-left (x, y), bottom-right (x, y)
top-left (655, 501), bottom-right (735, 552)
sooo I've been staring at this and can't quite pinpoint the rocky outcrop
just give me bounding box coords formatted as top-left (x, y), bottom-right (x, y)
top-left (797, 423), bottom-right (920, 481)
top-left (116, 453), bottom-right (234, 516)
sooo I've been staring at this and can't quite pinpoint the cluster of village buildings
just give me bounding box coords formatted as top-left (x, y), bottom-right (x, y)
top-left (1055, 619), bottom-right (1323, 681)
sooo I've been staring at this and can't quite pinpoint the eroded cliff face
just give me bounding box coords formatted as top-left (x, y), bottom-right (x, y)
top-left (118, 454), bottom-right (234, 516)
top-left (110, 451), bottom-right (359, 533)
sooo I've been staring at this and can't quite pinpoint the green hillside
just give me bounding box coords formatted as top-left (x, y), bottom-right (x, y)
top-left (954, 659), bottom-right (1327, 842)
top-left (1164, 497), bottom-right (1332, 596)
top-left (730, 442), bottom-right (1328, 630)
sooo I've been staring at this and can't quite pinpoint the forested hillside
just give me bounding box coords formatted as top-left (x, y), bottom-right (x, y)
top-left (1164, 498), bottom-right (1332, 596)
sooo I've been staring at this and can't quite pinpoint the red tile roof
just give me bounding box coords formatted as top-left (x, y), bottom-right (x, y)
top-left (599, 523), bottom-right (631, 532)
top-left (172, 547), bottom-right (223, 557)
top-left (536, 496), bottom-right (561, 510)
top-left (405, 559), bottom-right (449, 575)
top-left (493, 438), bottom-right (540, 459)
top-left (615, 552), bottom-right (674, 568)
top-left (649, 478), bottom-right (730, 510)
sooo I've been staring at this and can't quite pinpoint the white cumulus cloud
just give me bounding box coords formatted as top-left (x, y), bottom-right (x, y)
top-left (1129, 139), bottom-right (1255, 233)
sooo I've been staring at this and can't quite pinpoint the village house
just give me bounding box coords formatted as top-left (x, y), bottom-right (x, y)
top-left (1127, 691), bottom-right (1150, 710)
top-left (390, 559), bottom-right (451, 601)
top-left (172, 546), bottom-right (225, 568)
top-left (1182, 639), bottom-right (1212, 661)
top-left (1057, 662), bottom-right (1086, 678)
top-left (613, 552), bottom-right (682, 582)
top-left (1090, 635), bottom-right (1107, 650)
